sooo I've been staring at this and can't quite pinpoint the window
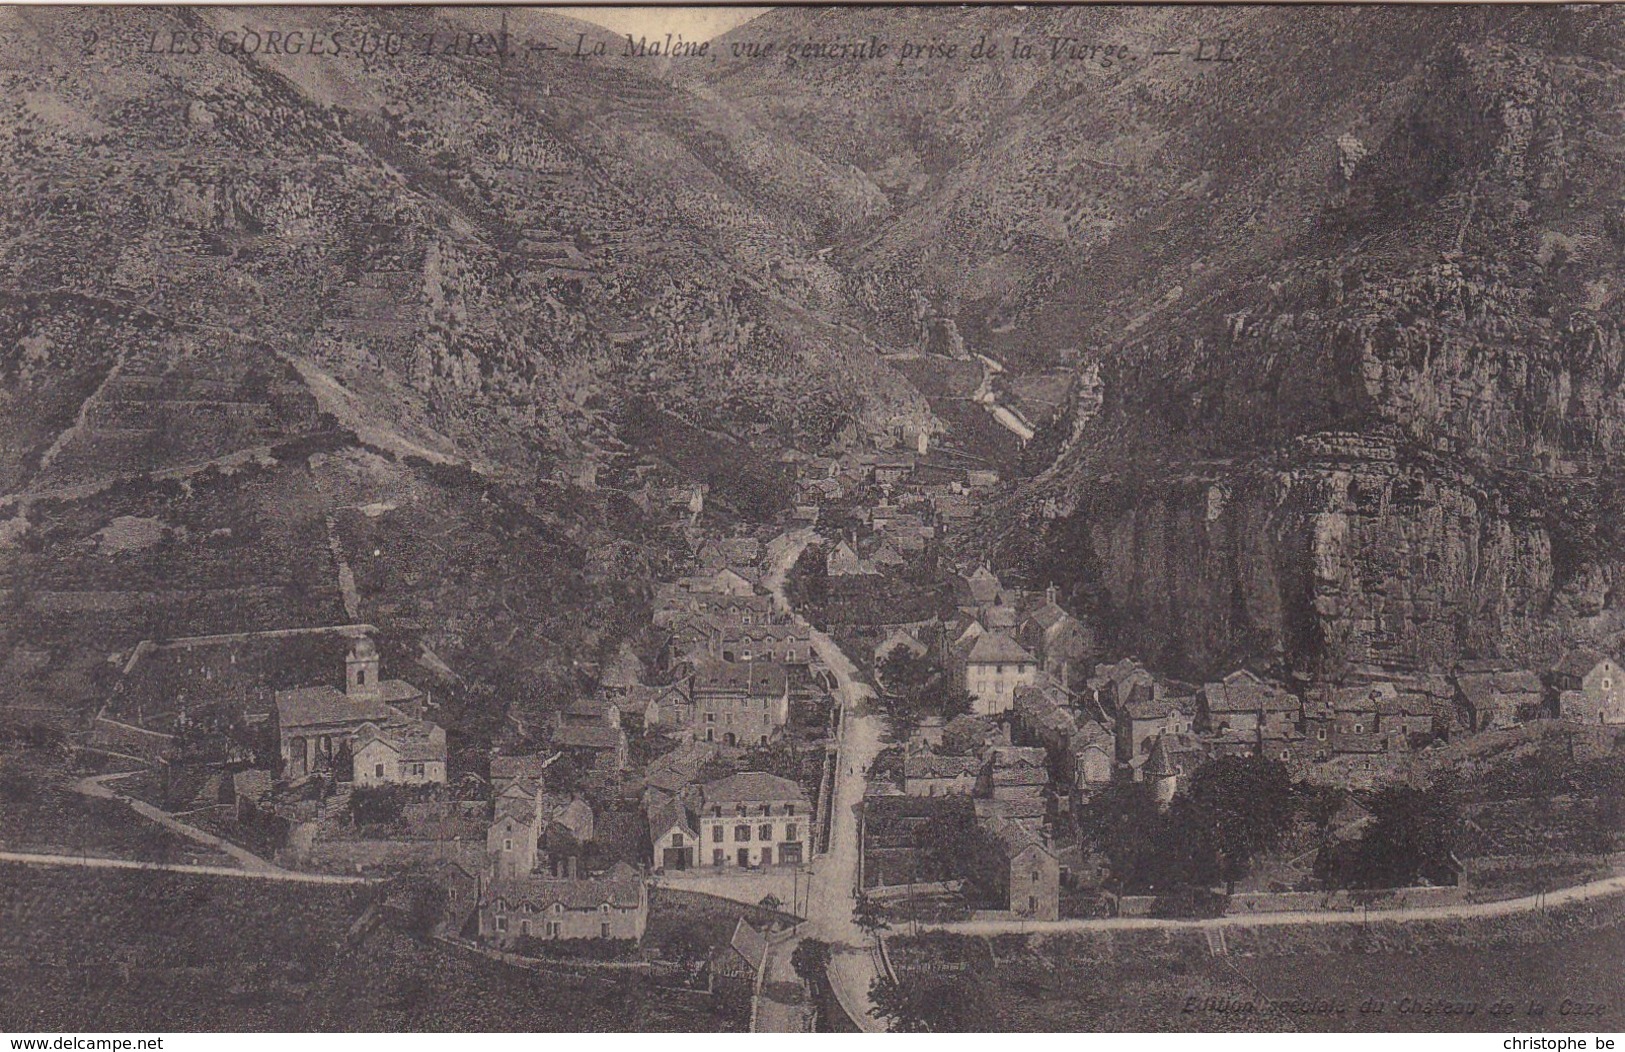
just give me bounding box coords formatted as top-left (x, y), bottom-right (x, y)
top-left (448, 887), bottom-right (458, 902)
top-left (712, 825), bottom-right (722, 842)
top-left (786, 804), bottom-right (795, 816)
top-left (601, 921), bottom-right (610, 939)
top-left (735, 824), bottom-right (751, 841)
top-left (759, 823), bottom-right (773, 840)
top-left (495, 916), bottom-right (507, 933)
top-left (1354, 724), bottom-right (1364, 734)
top-left (713, 849), bottom-right (725, 866)
top-left (786, 824), bottom-right (798, 841)
top-left (520, 919), bottom-right (530, 936)
top-left (503, 838), bottom-right (513, 851)
top-left (375, 763), bottom-right (385, 778)
top-left (1281, 750), bottom-right (1290, 761)
top-left (705, 713), bottom-right (715, 723)
top-left (548, 922), bottom-right (561, 938)
top-left (357, 670), bottom-right (366, 686)
top-left (671, 832), bottom-right (684, 848)
top-left (1316, 728), bottom-right (1326, 741)
top-left (601, 903), bottom-right (610, 914)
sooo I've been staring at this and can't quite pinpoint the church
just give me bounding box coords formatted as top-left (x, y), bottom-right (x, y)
top-left (273, 636), bottom-right (446, 784)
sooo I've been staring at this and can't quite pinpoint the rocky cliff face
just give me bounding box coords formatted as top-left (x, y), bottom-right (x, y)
top-left (1018, 20), bottom-right (1625, 678)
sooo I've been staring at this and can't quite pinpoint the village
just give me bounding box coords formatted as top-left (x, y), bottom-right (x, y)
top-left (6, 417), bottom-right (1624, 1033)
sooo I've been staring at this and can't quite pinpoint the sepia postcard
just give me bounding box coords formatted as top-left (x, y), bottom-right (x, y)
top-left (0, 1), bottom-right (1622, 1037)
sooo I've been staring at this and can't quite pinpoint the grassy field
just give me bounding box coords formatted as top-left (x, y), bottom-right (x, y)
top-left (0, 863), bottom-right (737, 1032)
top-left (886, 902), bottom-right (1625, 1032)
top-left (0, 748), bottom-right (235, 866)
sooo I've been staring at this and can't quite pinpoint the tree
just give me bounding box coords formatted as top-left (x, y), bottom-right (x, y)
top-left (790, 937), bottom-right (831, 987)
top-left (1345, 783), bottom-right (1461, 889)
top-left (853, 894), bottom-right (890, 939)
top-left (871, 973), bottom-right (988, 1032)
top-left (350, 784), bottom-right (407, 827)
top-left (913, 801), bottom-right (1008, 905)
top-left (922, 681), bottom-right (974, 721)
top-left (1076, 780), bottom-right (1189, 894)
top-left (1183, 756), bottom-right (1296, 892)
top-left (879, 646), bottom-right (935, 697)
top-left (786, 543), bottom-right (828, 613)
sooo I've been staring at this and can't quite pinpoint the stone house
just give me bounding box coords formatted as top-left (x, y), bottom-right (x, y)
top-left (352, 720), bottom-right (447, 787)
top-left (691, 659), bottom-right (791, 747)
top-left (984, 815), bottom-right (1060, 921)
top-left (1196, 670), bottom-right (1300, 736)
top-left (488, 790), bottom-right (541, 879)
top-left (478, 865), bottom-right (647, 945)
top-left (978, 746), bottom-right (1050, 806)
top-left (1145, 732), bottom-right (1209, 804)
top-left (1115, 691), bottom-right (1194, 765)
top-left (555, 723), bottom-right (629, 772)
top-left (647, 795), bottom-right (698, 871)
top-left (1550, 649), bottom-right (1625, 726)
top-left (1017, 585), bottom-right (1097, 691)
top-left (1066, 720), bottom-right (1115, 800)
top-left (954, 631), bottom-right (1038, 716)
top-left (697, 772), bottom-right (811, 868)
top-left (1088, 658), bottom-right (1161, 721)
top-left (902, 752), bottom-right (981, 797)
top-left (720, 623), bottom-right (811, 666)
top-left (640, 681), bottom-right (697, 734)
top-left (1454, 665), bottom-right (1544, 732)
top-left (826, 540), bottom-right (876, 577)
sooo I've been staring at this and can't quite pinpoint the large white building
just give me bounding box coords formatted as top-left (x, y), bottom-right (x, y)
top-left (955, 630), bottom-right (1038, 716)
top-left (697, 772), bottom-right (812, 868)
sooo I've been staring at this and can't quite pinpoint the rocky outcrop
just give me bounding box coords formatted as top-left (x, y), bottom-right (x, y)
top-left (1075, 433), bottom-right (1585, 680)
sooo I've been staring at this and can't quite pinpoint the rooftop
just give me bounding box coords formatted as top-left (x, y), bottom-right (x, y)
top-left (701, 771), bottom-right (810, 807)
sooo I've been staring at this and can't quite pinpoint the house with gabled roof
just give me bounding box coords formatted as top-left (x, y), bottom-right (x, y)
top-left (982, 814), bottom-right (1059, 920)
top-left (352, 720), bottom-right (447, 787)
top-left (1196, 669), bottom-right (1300, 736)
top-left (1454, 663), bottom-right (1543, 732)
top-left (648, 795), bottom-right (698, 871)
top-left (1116, 691), bottom-right (1194, 765)
top-left (1550, 648), bottom-right (1625, 726)
top-left (478, 866), bottom-right (647, 945)
top-left (954, 630), bottom-right (1038, 716)
top-left (691, 659), bottom-right (791, 747)
top-left (902, 752), bottom-right (981, 797)
top-left (697, 772), bottom-right (812, 868)
top-left (1017, 586), bottom-right (1097, 690)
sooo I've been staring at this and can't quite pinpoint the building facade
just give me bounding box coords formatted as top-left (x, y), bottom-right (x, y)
top-left (697, 772), bottom-right (812, 868)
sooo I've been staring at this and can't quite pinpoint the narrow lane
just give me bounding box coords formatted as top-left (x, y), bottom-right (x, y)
top-left (763, 529), bottom-right (890, 1031)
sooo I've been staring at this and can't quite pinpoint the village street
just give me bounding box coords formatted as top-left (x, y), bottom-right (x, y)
top-left (752, 931), bottom-right (816, 1033)
top-left (0, 849), bottom-right (371, 885)
top-left (918, 867), bottom-right (1625, 936)
top-left (75, 769), bottom-right (287, 874)
top-left (764, 529), bottom-right (890, 1032)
